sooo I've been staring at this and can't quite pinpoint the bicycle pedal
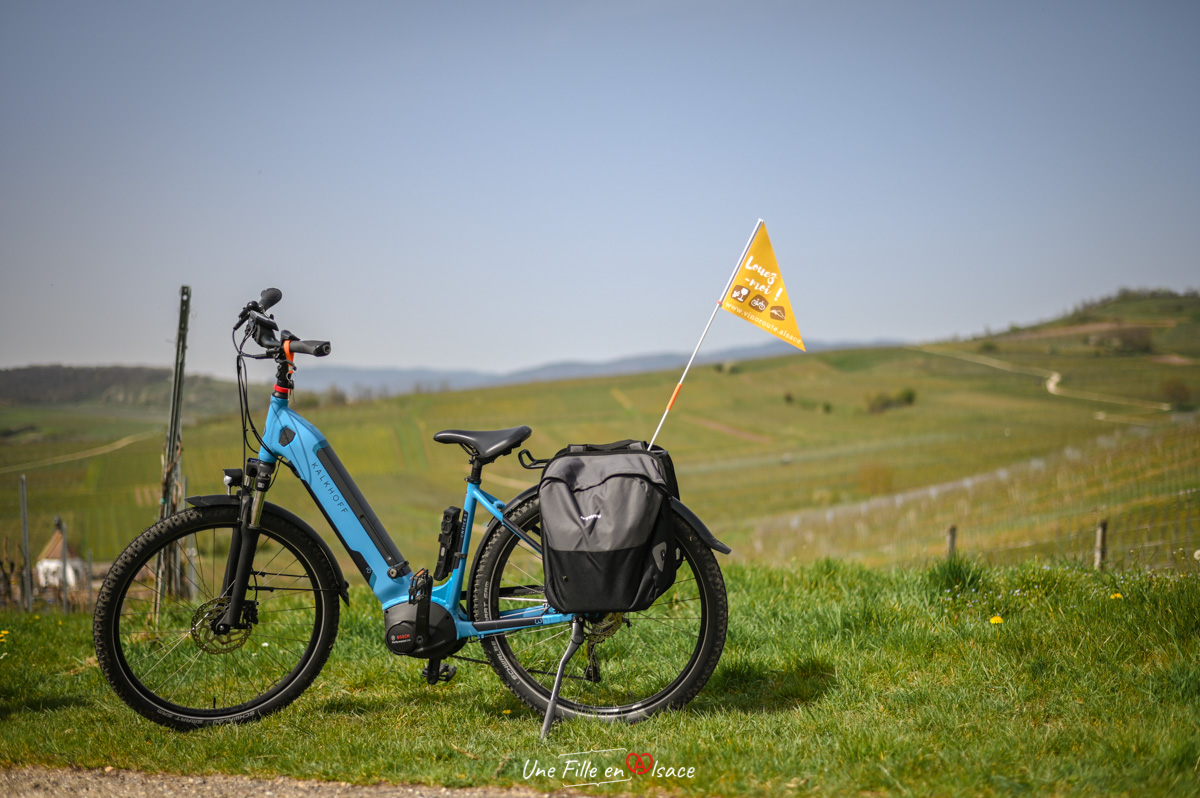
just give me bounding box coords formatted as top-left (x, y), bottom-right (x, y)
top-left (408, 568), bottom-right (432, 604)
top-left (422, 660), bottom-right (456, 685)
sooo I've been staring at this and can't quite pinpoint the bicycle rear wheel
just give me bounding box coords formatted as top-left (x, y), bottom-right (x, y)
top-left (469, 494), bottom-right (727, 721)
top-left (93, 504), bottom-right (340, 729)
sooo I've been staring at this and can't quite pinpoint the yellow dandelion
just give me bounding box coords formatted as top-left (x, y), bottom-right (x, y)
top-left (989, 615), bottom-right (1003, 624)
top-left (1110, 593), bottom-right (1123, 600)
top-left (502, 709), bottom-right (511, 714)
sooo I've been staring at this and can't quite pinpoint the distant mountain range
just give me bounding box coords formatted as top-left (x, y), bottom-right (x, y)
top-left (300, 338), bottom-right (906, 397)
top-left (0, 338), bottom-right (905, 407)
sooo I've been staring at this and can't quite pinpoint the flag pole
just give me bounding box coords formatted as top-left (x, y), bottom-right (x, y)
top-left (648, 219), bottom-right (763, 448)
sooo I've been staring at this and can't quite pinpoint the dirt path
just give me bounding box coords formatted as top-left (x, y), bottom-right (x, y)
top-left (0, 767), bottom-right (564, 798)
top-left (0, 430), bottom-right (158, 475)
top-left (680, 415), bottom-right (772, 444)
top-left (914, 347), bottom-right (1171, 414)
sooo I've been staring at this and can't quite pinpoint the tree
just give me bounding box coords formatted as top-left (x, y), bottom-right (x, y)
top-left (1160, 378), bottom-right (1191, 410)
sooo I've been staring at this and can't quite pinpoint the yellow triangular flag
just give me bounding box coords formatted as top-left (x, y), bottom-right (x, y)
top-left (721, 222), bottom-right (805, 350)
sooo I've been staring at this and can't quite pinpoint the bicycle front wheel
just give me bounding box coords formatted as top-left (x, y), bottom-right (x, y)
top-left (469, 494), bottom-right (728, 722)
top-left (93, 504), bottom-right (340, 729)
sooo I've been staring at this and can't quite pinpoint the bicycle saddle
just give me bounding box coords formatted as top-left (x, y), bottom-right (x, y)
top-left (433, 426), bottom-right (532, 463)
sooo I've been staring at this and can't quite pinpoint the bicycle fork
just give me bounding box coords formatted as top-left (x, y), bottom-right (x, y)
top-left (213, 458), bottom-right (274, 634)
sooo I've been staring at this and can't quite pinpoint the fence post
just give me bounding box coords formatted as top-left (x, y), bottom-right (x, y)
top-left (20, 475), bottom-right (32, 612)
top-left (1093, 519), bottom-right (1108, 570)
top-left (946, 525), bottom-right (957, 559)
top-left (0, 537), bottom-right (13, 608)
top-left (57, 516), bottom-right (68, 613)
top-left (155, 285), bottom-right (191, 605)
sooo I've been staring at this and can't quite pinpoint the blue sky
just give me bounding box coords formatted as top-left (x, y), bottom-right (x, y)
top-left (2, 1), bottom-right (1197, 378)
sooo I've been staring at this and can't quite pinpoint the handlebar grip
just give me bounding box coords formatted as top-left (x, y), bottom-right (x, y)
top-left (289, 339), bottom-right (331, 357)
top-left (259, 288), bottom-right (283, 312)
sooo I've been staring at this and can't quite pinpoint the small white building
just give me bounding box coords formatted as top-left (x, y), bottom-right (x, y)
top-left (35, 529), bottom-right (85, 589)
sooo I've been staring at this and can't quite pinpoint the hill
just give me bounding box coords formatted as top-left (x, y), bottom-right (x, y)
top-left (0, 288), bottom-right (1196, 572)
top-left (0, 365), bottom-right (255, 419)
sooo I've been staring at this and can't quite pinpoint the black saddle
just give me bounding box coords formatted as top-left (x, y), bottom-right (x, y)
top-left (433, 425), bottom-right (531, 464)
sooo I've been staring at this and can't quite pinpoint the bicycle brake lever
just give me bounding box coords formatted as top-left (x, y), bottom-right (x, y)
top-left (234, 301), bottom-right (261, 331)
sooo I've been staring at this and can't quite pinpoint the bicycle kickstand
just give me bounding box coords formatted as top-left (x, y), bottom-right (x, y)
top-left (540, 616), bottom-right (585, 740)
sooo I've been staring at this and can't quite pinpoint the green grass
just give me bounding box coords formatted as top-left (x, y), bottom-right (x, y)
top-left (3, 559), bottom-right (1199, 795)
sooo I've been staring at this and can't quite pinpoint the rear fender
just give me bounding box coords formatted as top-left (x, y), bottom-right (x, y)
top-left (669, 497), bottom-right (731, 555)
top-left (186, 494), bottom-right (350, 604)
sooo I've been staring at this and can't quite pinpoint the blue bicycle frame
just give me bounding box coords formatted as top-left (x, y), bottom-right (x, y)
top-left (255, 391), bottom-right (572, 639)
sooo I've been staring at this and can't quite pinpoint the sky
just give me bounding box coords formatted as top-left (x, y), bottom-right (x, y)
top-left (2, 1), bottom-right (1198, 379)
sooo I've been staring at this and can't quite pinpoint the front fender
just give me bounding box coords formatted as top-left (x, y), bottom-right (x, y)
top-left (186, 494), bottom-right (350, 604)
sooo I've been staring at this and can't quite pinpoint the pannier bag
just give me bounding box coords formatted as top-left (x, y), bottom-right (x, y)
top-left (538, 440), bottom-right (680, 614)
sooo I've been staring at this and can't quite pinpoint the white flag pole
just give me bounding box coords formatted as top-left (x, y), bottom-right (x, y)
top-left (648, 219), bottom-right (763, 449)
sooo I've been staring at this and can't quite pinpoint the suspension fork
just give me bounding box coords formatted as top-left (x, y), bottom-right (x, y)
top-left (213, 458), bottom-right (274, 634)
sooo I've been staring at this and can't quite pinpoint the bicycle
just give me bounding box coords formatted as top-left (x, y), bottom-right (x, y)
top-left (93, 288), bottom-right (730, 733)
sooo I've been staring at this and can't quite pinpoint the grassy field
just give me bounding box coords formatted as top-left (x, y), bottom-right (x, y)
top-left (2, 558), bottom-right (1199, 796)
top-left (1, 289), bottom-right (1198, 578)
top-left (753, 418), bottom-right (1200, 569)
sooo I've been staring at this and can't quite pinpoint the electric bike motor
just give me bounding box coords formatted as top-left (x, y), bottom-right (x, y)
top-left (384, 601), bottom-right (463, 659)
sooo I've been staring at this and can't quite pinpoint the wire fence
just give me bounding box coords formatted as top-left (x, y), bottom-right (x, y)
top-left (969, 505), bottom-right (1200, 572)
top-left (752, 421), bottom-right (1200, 572)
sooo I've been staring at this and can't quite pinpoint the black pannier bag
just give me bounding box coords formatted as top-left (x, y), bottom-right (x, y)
top-left (538, 440), bottom-right (680, 614)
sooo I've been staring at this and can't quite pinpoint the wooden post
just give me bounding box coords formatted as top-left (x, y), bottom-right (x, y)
top-left (155, 285), bottom-right (191, 604)
top-left (1094, 519), bottom-right (1108, 570)
top-left (161, 284), bottom-right (190, 521)
top-left (20, 475), bottom-right (32, 612)
top-left (946, 525), bottom-right (957, 559)
top-left (0, 538), bottom-right (14, 608)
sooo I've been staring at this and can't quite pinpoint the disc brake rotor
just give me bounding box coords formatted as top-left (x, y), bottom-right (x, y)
top-left (190, 597), bottom-right (251, 654)
top-left (585, 612), bottom-right (626, 643)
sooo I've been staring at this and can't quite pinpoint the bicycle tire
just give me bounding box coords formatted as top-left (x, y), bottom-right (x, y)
top-left (469, 493), bottom-right (727, 722)
top-left (93, 504), bottom-right (340, 729)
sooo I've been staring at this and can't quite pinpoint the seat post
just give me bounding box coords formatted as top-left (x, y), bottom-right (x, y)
top-left (467, 458), bottom-right (484, 484)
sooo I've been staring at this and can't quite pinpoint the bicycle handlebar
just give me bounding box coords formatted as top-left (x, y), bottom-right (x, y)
top-left (287, 339), bottom-right (332, 357)
top-left (259, 288), bottom-right (282, 312)
top-left (234, 288), bottom-right (332, 358)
